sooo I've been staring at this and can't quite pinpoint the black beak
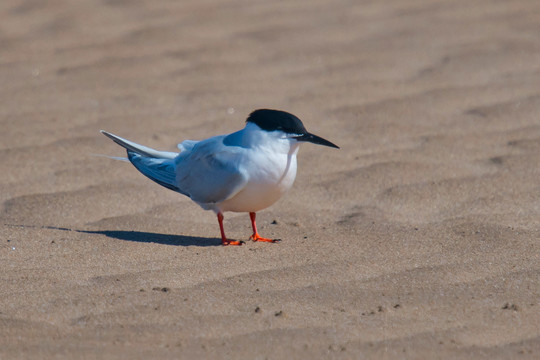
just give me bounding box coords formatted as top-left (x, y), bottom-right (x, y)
top-left (293, 133), bottom-right (340, 149)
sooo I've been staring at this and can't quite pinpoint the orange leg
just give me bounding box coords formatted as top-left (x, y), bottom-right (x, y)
top-left (249, 212), bottom-right (278, 243)
top-left (217, 213), bottom-right (242, 246)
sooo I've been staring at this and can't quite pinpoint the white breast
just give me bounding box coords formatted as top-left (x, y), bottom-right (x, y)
top-left (219, 151), bottom-right (298, 213)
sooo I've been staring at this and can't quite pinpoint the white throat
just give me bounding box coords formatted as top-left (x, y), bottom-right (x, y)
top-left (240, 122), bottom-right (301, 155)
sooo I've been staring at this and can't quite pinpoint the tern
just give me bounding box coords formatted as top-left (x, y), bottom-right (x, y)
top-left (101, 109), bottom-right (339, 245)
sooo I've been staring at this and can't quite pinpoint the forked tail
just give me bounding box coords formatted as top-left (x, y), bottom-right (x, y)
top-left (100, 131), bottom-right (185, 194)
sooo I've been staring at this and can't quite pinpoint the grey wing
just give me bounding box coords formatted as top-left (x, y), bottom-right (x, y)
top-left (128, 151), bottom-right (186, 195)
top-left (177, 140), bottom-right (199, 152)
top-left (176, 149), bottom-right (247, 205)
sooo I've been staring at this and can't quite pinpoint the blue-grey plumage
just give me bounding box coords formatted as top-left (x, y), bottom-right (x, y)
top-left (101, 109), bottom-right (338, 245)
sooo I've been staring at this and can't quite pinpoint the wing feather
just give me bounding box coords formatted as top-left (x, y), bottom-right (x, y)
top-left (175, 137), bottom-right (247, 205)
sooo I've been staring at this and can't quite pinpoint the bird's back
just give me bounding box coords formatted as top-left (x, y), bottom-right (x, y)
top-left (174, 131), bottom-right (299, 213)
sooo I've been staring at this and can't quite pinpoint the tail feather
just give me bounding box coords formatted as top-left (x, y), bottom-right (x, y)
top-left (100, 130), bottom-right (178, 159)
top-left (101, 130), bottom-right (184, 194)
top-left (127, 151), bottom-right (186, 194)
top-left (90, 153), bottom-right (129, 162)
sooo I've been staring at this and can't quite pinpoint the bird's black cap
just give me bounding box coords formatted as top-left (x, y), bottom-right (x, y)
top-left (246, 109), bottom-right (339, 149)
top-left (247, 109), bottom-right (308, 135)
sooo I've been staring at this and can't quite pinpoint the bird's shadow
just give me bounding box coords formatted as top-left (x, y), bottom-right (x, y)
top-left (42, 226), bottom-right (222, 247)
top-left (83, 230), bottom-right (221, 247)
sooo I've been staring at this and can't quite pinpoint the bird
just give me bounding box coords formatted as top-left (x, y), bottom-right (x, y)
top-left (100, 109), bottom-right (339, 245)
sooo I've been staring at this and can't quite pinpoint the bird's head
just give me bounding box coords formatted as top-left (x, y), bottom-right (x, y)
top-left (246, 109), bottom-right (339, 149)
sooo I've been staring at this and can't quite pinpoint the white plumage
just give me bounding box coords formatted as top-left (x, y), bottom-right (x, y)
top-left (101, 109), bottom-right (338, 245)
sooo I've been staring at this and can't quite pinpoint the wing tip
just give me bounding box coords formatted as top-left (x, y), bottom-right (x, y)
top-left (100, 130), bottom-right (126, 147)
top-left (100, 130), bottom-right (115, 139)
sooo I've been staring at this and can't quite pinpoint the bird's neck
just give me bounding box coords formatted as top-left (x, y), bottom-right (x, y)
top-left (226, 123), bottom-right (300, 155)
top-left (245, 123), bottom-right (299, 155)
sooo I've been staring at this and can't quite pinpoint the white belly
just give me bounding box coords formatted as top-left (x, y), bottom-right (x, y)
top-left (219, 153), bottom-right (298, 213)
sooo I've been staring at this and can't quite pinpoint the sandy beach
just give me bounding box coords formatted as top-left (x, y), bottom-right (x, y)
top-left (1, 0), bottom-right (540, 358)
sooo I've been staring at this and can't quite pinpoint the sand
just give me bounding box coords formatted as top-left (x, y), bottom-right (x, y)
top-left (1, 0), bottom-right (540, 358)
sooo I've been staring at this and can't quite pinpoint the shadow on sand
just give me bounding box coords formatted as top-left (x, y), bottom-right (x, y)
top-left (79, 229), bottom-right (222, 247)
top-left (7, 225), bottom-right (223, 247)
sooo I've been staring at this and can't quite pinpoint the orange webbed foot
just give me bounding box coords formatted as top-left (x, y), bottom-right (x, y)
top-left (250, 234), bottom-right (280, 243)
top-left (222, 239), bottom-right (243, 246)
